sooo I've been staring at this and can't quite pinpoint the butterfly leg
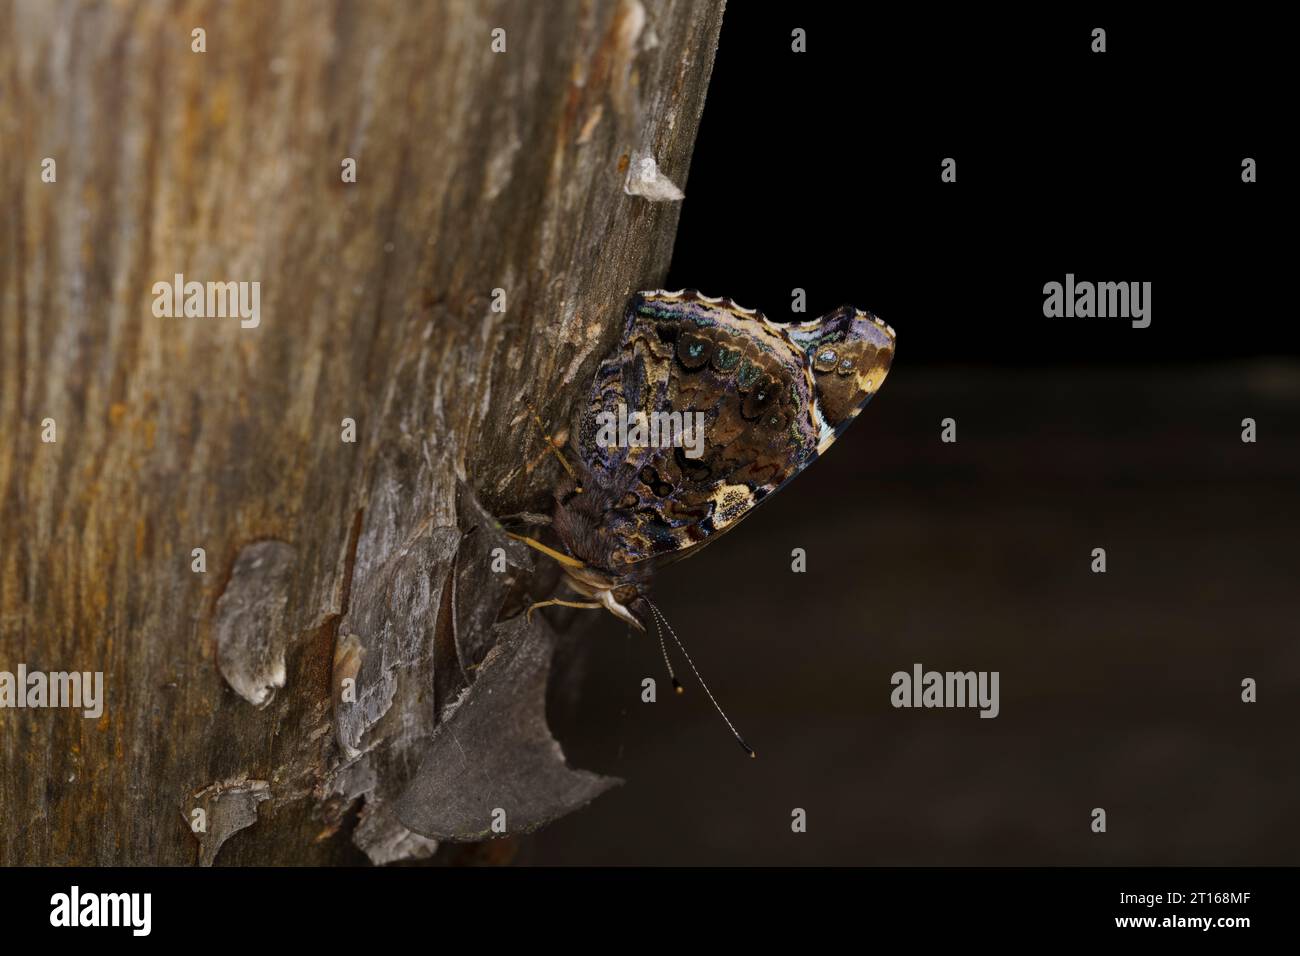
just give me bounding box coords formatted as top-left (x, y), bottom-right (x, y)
top-left (526, 598), bottom-right (602, 623)
top-left (506, 531), bottom-right (585, 569)
top-left (524, 399), bottom-right (583, 493)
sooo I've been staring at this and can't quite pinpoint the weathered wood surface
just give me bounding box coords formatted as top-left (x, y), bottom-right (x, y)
top-left (0, 0), bottom-right (724, 864)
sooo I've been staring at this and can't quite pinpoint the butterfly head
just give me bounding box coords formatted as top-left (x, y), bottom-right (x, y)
top-left (558, 561), bottom-right (649, 632)
top-left (596, 584), bottom-right (649, 632)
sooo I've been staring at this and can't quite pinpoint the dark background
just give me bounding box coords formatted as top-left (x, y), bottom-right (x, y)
top-left (525, 7), bottom-right (1296, 864)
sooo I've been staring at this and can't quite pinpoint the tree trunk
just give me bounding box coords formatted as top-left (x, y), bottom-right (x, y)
top-left (0, 0), bottom-right (724, 865)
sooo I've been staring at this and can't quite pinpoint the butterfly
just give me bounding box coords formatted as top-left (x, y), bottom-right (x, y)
top-left (513, 286), bottom-right (895, 626)
top-left (509, 290), bottom-right (895, 750)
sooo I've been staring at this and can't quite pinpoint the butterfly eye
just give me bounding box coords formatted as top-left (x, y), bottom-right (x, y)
top-left (676, 333), bottom-right (713, 370)
top-left (837, 356), bottom-right (856, 375)
top-left (813, 348), bottom-right (838, 373)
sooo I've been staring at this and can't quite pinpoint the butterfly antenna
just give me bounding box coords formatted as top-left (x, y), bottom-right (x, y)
top-left (650, 610), bottom-right (684, 695)
top-left (645, 597), bottom-right (755, 758)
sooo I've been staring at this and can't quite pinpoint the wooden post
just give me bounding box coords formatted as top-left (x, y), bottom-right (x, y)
top-left (0, 0), bottom-right (724, 865)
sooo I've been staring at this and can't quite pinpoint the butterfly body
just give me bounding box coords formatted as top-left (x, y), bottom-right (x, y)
top-left (543, 289), bottom-right (895, 631)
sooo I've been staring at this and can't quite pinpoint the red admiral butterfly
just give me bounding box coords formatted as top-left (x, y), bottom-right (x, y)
top-left (510, 290), bottom-right (895, 752)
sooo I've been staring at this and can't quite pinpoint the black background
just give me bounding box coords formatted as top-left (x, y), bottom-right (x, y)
top-left (525, 6), bottom-right (1298, 866)
top-left (666, 6), bottom-right (1286, 364)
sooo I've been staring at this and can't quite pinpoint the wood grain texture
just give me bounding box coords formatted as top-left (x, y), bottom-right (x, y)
top-left (0, 0), bottom-right (724, 864)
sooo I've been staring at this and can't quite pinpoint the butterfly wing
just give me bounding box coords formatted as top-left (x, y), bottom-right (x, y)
top-left (575, 290), bottom-right (894, 579)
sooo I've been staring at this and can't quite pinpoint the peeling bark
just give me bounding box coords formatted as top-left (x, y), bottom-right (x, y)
top-left (0, 0), bottom-right (724, 864)
top-left (214, 540), bottom-right (297, 707)
top-left (184, 777), bottom-right (272, 868)
top-left (395, 616), bottom-right (622, 842)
